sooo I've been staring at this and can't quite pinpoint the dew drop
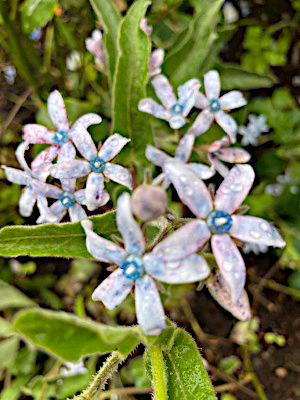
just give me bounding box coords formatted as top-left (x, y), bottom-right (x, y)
top-left (230, 183), bottom-right (243, 192)
top-left (223, 261), bottom-right (232, 271)
top-left (250, 230), bottom-right (261, 239)
top-left (221, 186), bottom-right (230, 194)
top-left (185, 186), bottom-right (193, 196)
top-left (180, 174), bottom-right (187, 182)
top-left (259, 222), bottom-right (269, 232)
top-left (110, 138), bottom-right (118, 147)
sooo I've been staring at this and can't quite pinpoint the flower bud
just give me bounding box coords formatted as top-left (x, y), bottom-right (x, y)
top-left (131, 185), bottom-right (167, 221)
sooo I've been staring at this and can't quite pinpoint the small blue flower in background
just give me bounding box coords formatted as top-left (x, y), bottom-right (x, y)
top-left (238, 114), bottom-right (269, 146)
top-left (81, 192), bottom-right (211, 335)
top-left (29, 27), bottom-right (42, 41)
top-left (3, 66), bottom-right (16, 85)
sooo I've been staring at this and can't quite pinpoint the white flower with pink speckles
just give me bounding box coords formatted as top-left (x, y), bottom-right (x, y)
top-left (81, 192), bottom-right (210, 335)
top-left (163, 162), bottom-right (285, 304)
top-left (188, 70), bottom-right (247, 142)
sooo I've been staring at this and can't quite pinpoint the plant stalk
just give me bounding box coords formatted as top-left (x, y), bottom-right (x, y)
top-left (148, 345), bottom-right (168, 400)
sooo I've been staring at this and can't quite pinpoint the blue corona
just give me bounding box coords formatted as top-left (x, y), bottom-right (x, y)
top-left (209, 99), bottom-right (221, 113)
top-left (90, 157), bottom-right (105, 173)
top-left (171, 103), bottom-right (183, 114)
top-left (121, 255), bottom-right (144, 280)
top-left (54, 130), bottom-right (68, 144)
top-left (207, 210), bottom-right (232, 233)
top-left (60, 193), bottom-right (75, 208)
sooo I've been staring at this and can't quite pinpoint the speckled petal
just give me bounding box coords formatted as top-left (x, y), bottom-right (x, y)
top-left (194, 91), bottom-right (209, 109)
top-left (50, 160), bottom-right (91, 179)
top-left (81, 220), bottom-right (127, 265)
top-left (217, 147), bottom-right (251, 163)
top-left (164, 160), bottom-right (213, 218)
top-left (219, 91), bottom-right (247, 110)
top-left (1, 166), bottom-right (28, 185)
top-left (31, 146), bottom-right (59, 170)
top-left (211, 233), bottom-right (246, 303)
top-left (98, 134), bottom-right (130, 162)
top-left (72, 113), bottom-right (102, 130)
top-left (86, 172), bottom-right (104, 211)
top-left (153, 220), bottom-right (211, 260)
top-left (146, 145), bottom-right (170, 167)
top-left (230, 215), bottom-right (286, 248)
top-left (135, 275), bottom-right (167, 336)
top-left (215, 111), bottom-right (238, 143)
top-left (36, 196), bottom-right (59, 224)
top-left (178, 78), bottom-right (200, 117)
top-left (138, 98), bottom-right (172, 121)
top-left (30, 180), bottom-right (62, 199)
top-left (169, 115), bottom-right (186, 129)
top-left (144, 253), bottom-right (210, 283)
top-left (175, 134), bottom-right (194, 163)
top-left (103, 163), bottom-right (132, 189)
top-left (208, 155), bottom-right (229, 178)
top-left (19, 187), bottom-right (37, 217)
top-left (214, 164), bottom-right (255, 214)
top-left (92, 268), bottom-right (133, 310)
top-left (204, 70), bottom-right (221, 100)
top-left (187, 109), bottom-right (214, 137)
top-left (57, 141), bottom-right (77, 163)
top-left (207, 273), bottom-right (251, 321)
top-left (15, 141), bottom-right (30, 172)
top-left (151, 74), bottom-right (177, 109)
top-left (23, 124), bottom-right (56, 144)
top-left (69, 123), bottom-right (97, 161)
top-left (187, 163), bottom-right (215, 180)
top-left (69, 203), bottom-right (87, 222)
top-left (47, 90), bottom-right (69, 132)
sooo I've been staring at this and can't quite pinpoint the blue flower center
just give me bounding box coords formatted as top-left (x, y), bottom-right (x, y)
top-left (171, 103), bottom-right (183, 114)
top-left (209, 99), bottom-right (221, 113)
top-left (54, 130), bottom-right (69, 144)
top-left (207, 210), bottom-right (232, 233)
top-left (121, 255), bottom-right (144, 280)
top-left (90, 157), bottom-right (105, 173)
top-left (60, 193), bottom-right (75, 208)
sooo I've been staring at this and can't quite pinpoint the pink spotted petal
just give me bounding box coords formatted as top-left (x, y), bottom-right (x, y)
top-left (86, 172), bottom-right (104, 211)
top-left (57, 142), bottom-right (76, 163)
top-left (47, 90), bottom-right (69, 132)
top-left (138, 98), bottom-right (172, 121)
top-left (81, 220), bottom-right (127, 265)
top-left (69, 122), bottom-right (97, 161)
top-left (19, 187), bottom-right (37, 217)
top-left (175, 134), bottom-right (194, 163)
top-left (69, 203), bottom-right (87, 222)
top-left (103, 163), bottom-right (132, 189)
top-left (151, 74), bottom-right (177, 109)
top-left (187, 163), bottom-right (215, 180)
top-left (153, 220), bottom-right (211, 261)
top-left (187, 109), bottom-right (214, 137)
top-left (219, 90), bottom-right (247, 110)
top-left (194, 91), bottom-right (209, 109)
top-left (211, 234), bottom-right (246, 304)
top-left (146, 145), bottom-right (170, 167)
top-left (23, 124), bottom-right (56, 144)
top-left (50, 160), bottom-right (91, 179)
top-left (1, 166), bottom-right (28, 185)
top-left (230, 215), bottom-right (286, 248)
top-left (92, 268), bottom-right (133, 310)
top-left (214, 164), bottom-right (255, 215)
top-left (72, 113), bottom-right (102, 130)
top-left (164, 160), bottom-right (213, 218)
top-left (204, 70), bottom-right (221, 100)
top-left (15, 141), bottom-right (30, 172)
top-left (217, 147), bottom-right (251, 164)
top-left (117, 192), bottom-right (145, 256)
top-left (135, 275), bottom-right (167, 336)
top-left (98, 134), bottom-right (130, 162)
top-left (215, 110), bottom-right (238, 143)
top-left (31, 146), bottom-right (59, 170)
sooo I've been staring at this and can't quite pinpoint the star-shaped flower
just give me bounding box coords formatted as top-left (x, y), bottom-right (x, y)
top-left (146, 134), bottom-right (214, 188)
top-left (50, 133), bottom-right (132, 211)
top-left (81, 192), bottom-right (211, 335)
top-left (85, 30), bottom-right (106, 70)
top-left (163, 162), bottom-right (285, 303)
top-left (138, 75), bottom-right (200, 129)
top-left (207, 136), bottom-right (251, 177)
top-left (238, 114), bottom-right (269, 146)
top-left (188, 70), bottom-right (247, 142)
top-left (23, 90), bottom-right (102, 164)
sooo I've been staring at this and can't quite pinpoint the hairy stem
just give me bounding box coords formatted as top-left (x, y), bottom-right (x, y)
top-left (148, 345), bottom-right (168, 400)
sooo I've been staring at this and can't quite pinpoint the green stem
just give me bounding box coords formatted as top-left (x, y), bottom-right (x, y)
top-left (242, 346), bottom-right (268, 400)
top-left (70, 351), bottom-right (124, 400)
top-left (149, 345), bottom-right (168, 400)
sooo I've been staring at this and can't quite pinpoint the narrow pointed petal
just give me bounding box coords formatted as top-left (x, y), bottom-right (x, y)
top-left (104, 163), bottom-right (132, 189)
top-left (98, 134), bottom-right (130, 162)
top-left (187, 163), bottom-right (215, 180)
top-left (81, 220), bottom-right (127, 265)
top-left (31, 146), bottom-right (59, 170)
top-left (1, 166), bottom-right (28, 185)
top-left (69, 123), bottom-right (97, 160)
top-left (148, 48), bottom-right (164, 78)
top-left (217, 147), bottom-right (251, 163)
top-left (30, 180), bottom-right (62, 199)
top-left (211, 234), bottom-right (246, 303)
top-left (144, 253), bottom-right (210, 283)
top-left (50, 160), bottom-right (91, 179)
top-left (153, 220), bottom-right (211, 260)
top-left (219, 91), bottom-right (247, 110)
top-left (214, 164), bottom-right (255, 214)
top-left (92, 269), bottom-right (133, 310)
top-left (164, 160), bottom-right (213, 218)
top-left (86, 172), bottom-right (104, 211)
top-left (215, 111), bottom-right (238, 143)
top-left (230, 215), bottom-right (286, 248)
top-left (208, 155), bottom-right (229, 178)
top-left (57, 141), bottom-right (76, 163)
top-left (138, 98), bottom-right (172, 121)
top-left (69, 203), bottom-right (87, 222)
top-left (15, 142), bottom-right (30, 172)
top-left (116, 192), bottom-right (145, 256)
top-left (146, 145), bottom-right (170, 167)
top-left (99, 190), bottom-right (110, 206)
top-left (151, 74), bottom-right (177, 109)
top-left (204, 70), bottom-right (221, 100)
top-left (19, 187), bottom-right (36, 217)
top-left (61, 178), bottom-right (76, 193)
top-left (36, 196), bottom-right (59, 223)
top-left (135, 275), bottom-right (167, 336)
top-left (48, 200), bottom-right (67, 221)
top-left (23, 124), bottom-right (56, 144)
top-left (207, 274), bottom-right (251, 321)
top-left (178, 78), bottom-right (200, 116)
top-left (74, 189), bottom-right (86, 205)
top-left (47, 90), bottom-right (69, 132)
top-left (187, 109), bottom-right (214, 137)
top-left (175, 134), bottom-right (194, 163)
top-left (194, 91), bottom-right (209, 109)
top-left (72, 113), bottom-right (102, 130)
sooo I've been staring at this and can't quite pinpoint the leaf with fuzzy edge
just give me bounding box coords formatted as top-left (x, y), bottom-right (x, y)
top-left (0, 280), bottom-right (37, 310)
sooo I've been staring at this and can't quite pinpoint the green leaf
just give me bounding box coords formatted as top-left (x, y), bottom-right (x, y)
top-left (217, 63), bottom-right (278, 90)
top-left (14, 308), bottom-right (141, 361)
top-left (164, 0), bottom-right (223, 86)
top-left (0, 336), bottom-right (19, 369)
top-left (89, 0), bottom-right (122, 83)
top-left (0, 280), bottom-right (37, 309)
top-left (112, 0), bottom-right (154, 163)
top-left (145, 329), bottom-right (216, 399)
top-left (0, 211), bottom-right (117, 259)
top-left (21, 0), bottom-right (57, 34)
top-left (0, 317), bottom-right (14, 337)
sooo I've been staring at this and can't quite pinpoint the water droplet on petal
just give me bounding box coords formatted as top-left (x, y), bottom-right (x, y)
top-left (259, 222), bottom-right (269, 232)
top-left (230, 183), bottom-right (243, 192)
top-left (223, 261), bottom-right (232, 271)
top-left (180, 174), bottom-right (187, 182)
top-left (185, 186), bottom-right (193, 196)
top-left (250, 230), bottom-right (261, 239)
top-left (221, 186), bottom-right (230, 194)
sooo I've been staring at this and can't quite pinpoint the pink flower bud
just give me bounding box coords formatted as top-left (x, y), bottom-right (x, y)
top-left (131, 185), bottom-right (167, 221)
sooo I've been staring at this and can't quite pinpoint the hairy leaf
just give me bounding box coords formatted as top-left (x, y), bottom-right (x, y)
top-left (0, 280), bottom-right (37, 310)
top-left (21, 0), bottom-right (57, 34)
